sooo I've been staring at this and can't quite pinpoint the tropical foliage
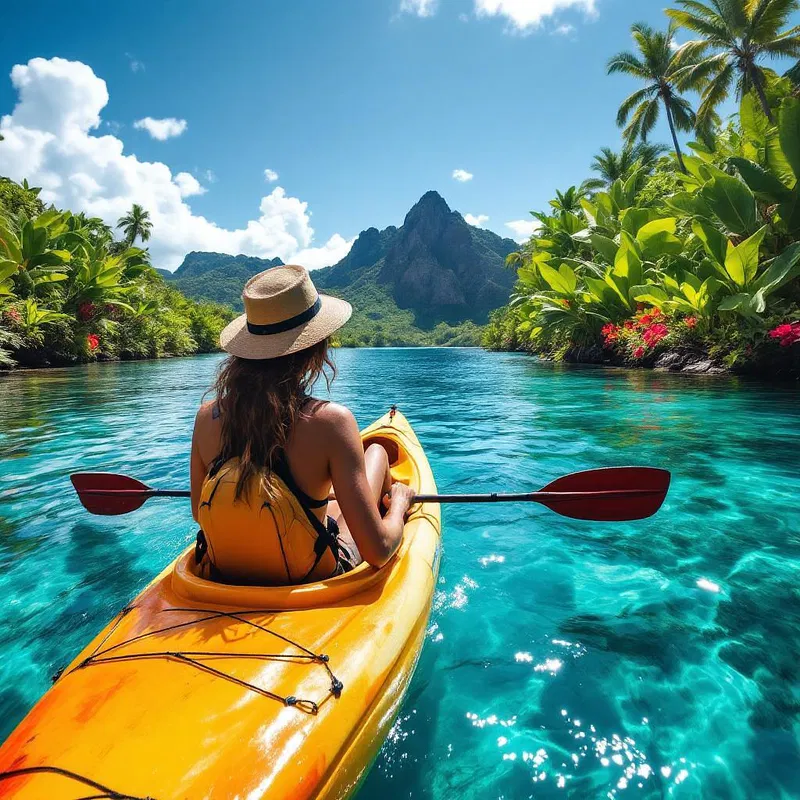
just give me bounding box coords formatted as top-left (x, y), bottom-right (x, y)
top-left (487, 4), bottom-right (800, 375)
top-left (0, 179), bottom-right (233, 368)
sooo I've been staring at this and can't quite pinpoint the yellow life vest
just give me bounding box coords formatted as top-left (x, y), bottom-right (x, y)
top-left (197, 455), bottom-right (340, 585)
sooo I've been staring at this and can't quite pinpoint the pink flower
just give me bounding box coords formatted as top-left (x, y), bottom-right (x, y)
top-left (87, 334), bottom-right (100, 352)
top-left (643, 323), bottom-right (669, 348)
top-left (685, 317), bottom-right (697, 329)
top-left (633, 346), bottom-right (645, 359)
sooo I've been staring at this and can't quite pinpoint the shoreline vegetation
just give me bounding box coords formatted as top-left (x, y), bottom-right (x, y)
top-left (483, 1), bottom-right (800, 380)
top-left (0, 179), bottom-right (234, 370)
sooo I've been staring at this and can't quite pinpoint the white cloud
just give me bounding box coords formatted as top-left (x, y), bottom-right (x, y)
top-left (204, 169), bottom-right (217, 183)
top-left (174, 172), bottom-right (206, 197)
top-left (264, 168), bottom-right (279, 183)
top-left (453, 168), bottom-right (474, 182)
top-left (505, 219), bottom-right (541, 242)
top-left (0, 57), bottom-right (352, 272)
top-left (133, 116), bottom-right (188, 141)
top-left (400, 0), bottom-right (437, 17)
top-left (125, 53), bottom-right (144, 73)
top-left (553, 23), bottom-right (575, 35)
top-left (465, 213), bottom-right (489, 227)
top-left (474, 0), bottom-right (597, 33)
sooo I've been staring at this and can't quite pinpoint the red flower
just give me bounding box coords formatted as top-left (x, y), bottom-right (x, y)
top-left (685, 317), bottom-right (697, 329)
top-left (639, 314), bottom-right (653, 326)
top-left (769, 322), bottom-right (800, 347)
top-left (601, 322), bottom-right (620, 344)
top-left (560, 299), bottom-right (571, 309)
top-left (624, 320), bottom-right (635, 330)
top-left (652, 308), bottom-right (662, 317)
top-left (87, 334), bottom-right (100, 352)
top-left (633, 346), bottom-right (645, 359)
top-left (78, 302), bottom-right (96, 322)
top-left (643, 322), bottom-right (669, 348)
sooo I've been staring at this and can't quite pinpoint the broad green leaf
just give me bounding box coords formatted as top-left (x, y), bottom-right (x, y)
top-left (613, 232), bottom-right (643, 287)
top-left (765, 127), bottom-right (795, 188)
top-left (539, 263), bottom-right (576, 295)
top-left (776, 195), bottom-right (800, 236)
top-left (620, 208), bottom-right (655, 237)
top-left (681, 282), bottom-right (698, 303)
top-left (28, 251), bottom-right (71, 268)
top-left (692, 220), bottom-right (730, 267)
top-left (729, 157), bottom-right (792, 201)
top-left (699, 175), bottom-right (757, 235)
top-left (724, 226), bottom-right (767, 288)
top-left (717, 294), bottom-right (752, 311)
top-left (753, 242), bottom-right (800, 295)
top-left (580, 199), bottom-right (597, 227)
top-left (739, 91), bottom-right (771, 148)
top-left (0, 259), bottom-right (18, 283)
top-left (585, 276), bottom-right (615, 304)
top-left (517, 267), bottom-right (539, 287)
top-left (682, 272), bottom-right (702, 291)
top-left (636, 218), bottom-right (683, 257)
top-left (32, 272), bottom-right (68, 284)
top-left (665, 192), bottom-right (712, 219)
top-left (560, 212), bottom-right (585, 235)
top-left (604, 271), bottom-right (632, 309)
top-left (588, 233), bottom-right (618, 264)
top-left (0, 224), bottom-right (22, 263)
top-left (779, 97), bottom-right (800, 184)
top-left (631, 285), bottom-right (669, 304)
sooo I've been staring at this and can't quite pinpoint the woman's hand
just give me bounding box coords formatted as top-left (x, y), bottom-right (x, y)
top-left (383, 482), bottom-right (416, 518)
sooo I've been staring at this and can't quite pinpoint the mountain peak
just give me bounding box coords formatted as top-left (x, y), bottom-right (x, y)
top-left (404, 191), bottom-right (452, 227)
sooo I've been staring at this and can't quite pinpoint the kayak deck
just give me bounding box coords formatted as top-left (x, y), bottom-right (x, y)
top-left (0, 410), bottom-right (441, 800)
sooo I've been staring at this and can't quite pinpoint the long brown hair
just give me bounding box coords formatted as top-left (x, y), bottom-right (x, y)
top-left (211, 338), bottom-right (335, 499)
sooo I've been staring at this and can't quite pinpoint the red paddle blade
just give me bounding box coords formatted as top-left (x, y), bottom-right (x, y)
top-left (539, 467), bottom-right (671, 521)
top-left (70, 473), bottom-right (152, 516)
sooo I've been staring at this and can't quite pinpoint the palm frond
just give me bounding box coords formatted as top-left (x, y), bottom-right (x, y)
top-left (698, 61), bottom-right (735, 125)
top-left (760, 30), bottom-right (800, 58)
top-left (748, 0), bottom-right (800, 41)
top-left (607, 51), bottom-right (649, 78)
top-left (670, 95), bottom-right (698, 130)
top-left (666, 8), bottom-right (731, 44)
top-left (615, 86), bottom-right (658, 126)
top-left (673, 51), bottom-right (730, 90)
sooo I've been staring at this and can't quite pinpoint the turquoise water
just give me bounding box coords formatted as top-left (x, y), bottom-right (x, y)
top-left (1, 349), bottom-right (799, 799)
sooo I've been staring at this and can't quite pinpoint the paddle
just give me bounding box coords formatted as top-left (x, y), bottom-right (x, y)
top-left (70, 467), bottom-right (670, 522)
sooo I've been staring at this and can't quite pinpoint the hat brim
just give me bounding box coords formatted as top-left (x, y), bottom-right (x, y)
top-left (219, 294), bottom-right (352, 359)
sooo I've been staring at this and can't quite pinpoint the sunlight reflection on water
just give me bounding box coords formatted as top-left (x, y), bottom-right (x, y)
top-left (1, 350), bottom-right (799, 798)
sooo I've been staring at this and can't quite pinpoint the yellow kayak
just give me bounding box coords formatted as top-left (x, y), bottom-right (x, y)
top-left (0, 409), bottom-right (441, 799)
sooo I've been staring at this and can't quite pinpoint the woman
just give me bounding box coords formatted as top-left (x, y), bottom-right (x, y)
top-left (190, 264), bottom-right (414, 585)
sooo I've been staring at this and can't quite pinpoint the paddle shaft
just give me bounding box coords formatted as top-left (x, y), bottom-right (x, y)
top-left (78, 487), bottom-right (661, 504)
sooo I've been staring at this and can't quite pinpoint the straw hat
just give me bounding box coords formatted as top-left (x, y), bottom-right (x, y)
top-left (219, 265), bottom-right (352, 359)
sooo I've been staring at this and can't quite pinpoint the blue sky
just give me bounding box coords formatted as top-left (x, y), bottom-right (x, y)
top-left (0, 0), bottom-right (798, 270)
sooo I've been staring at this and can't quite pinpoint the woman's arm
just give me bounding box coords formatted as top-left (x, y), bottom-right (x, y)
top-left (325, 405), bottom-right (413, 568)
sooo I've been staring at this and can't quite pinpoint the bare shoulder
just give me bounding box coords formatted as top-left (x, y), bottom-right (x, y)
top-left (304, 401), bottom-right (359, 441)
top-left (194, 399), bottom-right (217, 426)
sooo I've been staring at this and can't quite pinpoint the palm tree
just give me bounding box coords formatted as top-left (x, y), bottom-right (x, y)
top-left (668, 0), bottom-right (800, 125)
top-left (116, 204), bottom-right (153, 246)
top-left (583, 142), bottom-right (669, 190)
top-left (608, 22), bottom-right (699, 173)
top-left (549, 186), bottom-right (588, 214)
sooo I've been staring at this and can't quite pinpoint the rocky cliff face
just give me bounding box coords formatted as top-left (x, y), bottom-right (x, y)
top-left (315, 191), bottom-right (517, 326)
top-left (163, 192), bottom-right (518, 325)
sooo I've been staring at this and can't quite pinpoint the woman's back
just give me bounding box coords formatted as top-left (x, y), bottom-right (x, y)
top-left (189, 264), bottom-right (414, 587)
